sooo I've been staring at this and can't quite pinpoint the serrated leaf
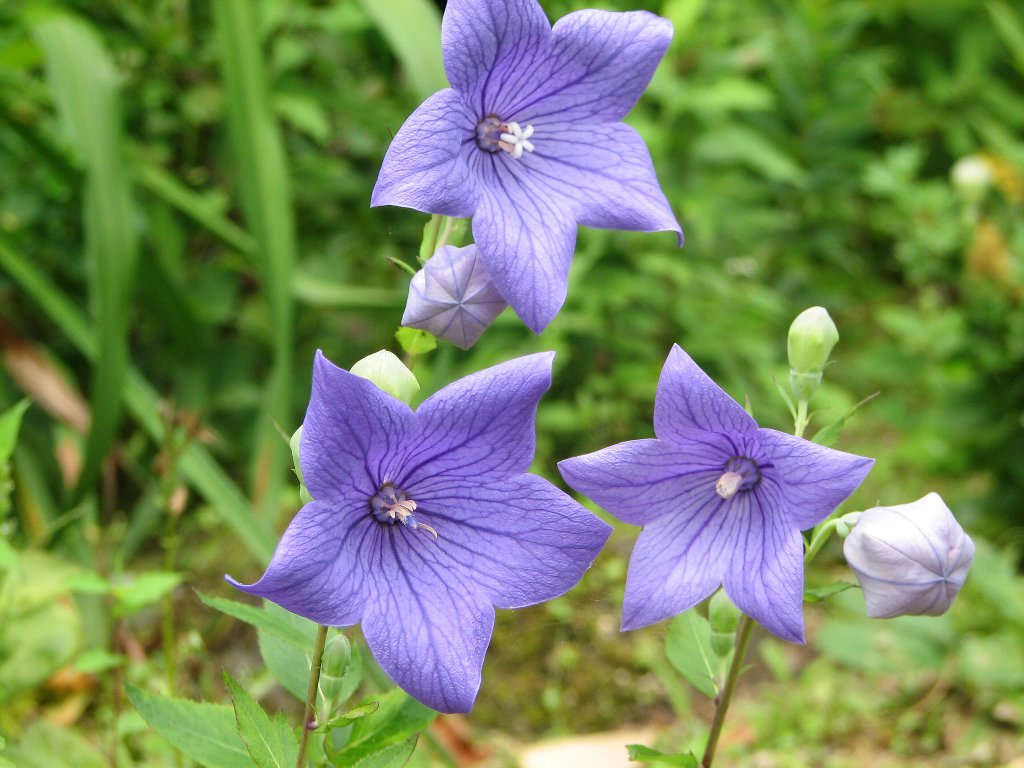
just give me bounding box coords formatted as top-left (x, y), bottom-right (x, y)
top-left (349, 735), bottom-right (418, 768)
top-left (197, 591), bottom-right (316, 650)
top-left (665, 610), bottom-right (719, 698)
top-left (811, 392), bottom-right (879, 447)
top-left (331, 689), bottom-right (435, 767)
top-left (0, 400), bottom-right (30, 465)
top-left (804, 580), bottom-right (857, 603)
top-left (259, 628), bottom-right (309, 701)
top-left (126, 684), bottom-right (254, 768)
top-left (626, 744), bottom-right (699, 766)
top-left (225, 671), bottom-right (298, 768)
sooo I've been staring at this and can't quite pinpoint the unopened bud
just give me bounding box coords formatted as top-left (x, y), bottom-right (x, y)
top-left (788, 307), bottom-right (839, 400)
top-left (950, 155), bottom-right (991, 207)
top-left (289, 427), bottom-right (313, 504)
top-left (843, 493), bottom-right (973, 619)
top-left (350, 350), bottom-right (420, 405)
top-left (708, 590), bottom-right (741, 658)
top-left (319, 633), bottom-right (352, 701)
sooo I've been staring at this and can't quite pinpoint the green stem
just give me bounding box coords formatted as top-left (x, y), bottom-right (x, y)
top-left (296, 625), bottom-right (330, 768)
top-left (418, 214), bottom-right (443, 264)
top-left (794, 399), bottom-right (810, 438)
top-left (804, 516), bottom-right (841, 564)
top-left (700, 615), bottom-right (755, 768)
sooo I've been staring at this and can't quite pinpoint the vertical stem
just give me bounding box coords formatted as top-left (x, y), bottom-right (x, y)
top-left (418, 214), bottom-right (443, 264)
top-left (794, 399), bottom-right (809, 439)
top-left (700, 616), bottom-right (755, 768)
top-left (296, 625), bottom-right (330, 768)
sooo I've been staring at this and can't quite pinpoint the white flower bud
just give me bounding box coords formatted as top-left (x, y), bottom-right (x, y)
top-left (350, 350), bottom-right (420, 405)
top-left (950, 155), bottom-right (992, 207)
top-left (843, 493), bottom-right (974, 619)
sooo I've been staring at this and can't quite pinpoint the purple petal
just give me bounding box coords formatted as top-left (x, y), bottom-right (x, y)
top-left (401, 244), bottom-right (508, 350)
top-left (621, 492), bottom-right (742, 630)
top-left (470, 156), bottom-right (577, 333)
top-left (532, 10), bottom-right (673, 124)
top-left (361, 535), bottom-right (494, 713)
top-left (722, 489), bottom-right (806, 642)
top-left (654, 345), bottom-right (757, 441)
top-left (558, 438), bottom-right (726, 526)
top-left (759, 429), bottom-right (874, 530)
top-left (441, 0), bottom-right (551, 111)
top-left (398, 352), bottom-right (553, 486)
top-left (370, 89), bottom-right (478, 217)
top-left (300, 352), bottom-right (414, 502)
top-left (410, 474), bottom-right (611, 609)
top-left (227, 500), bottom-right (372, 627)
top-left (537, 123), bottom-right (681, 239)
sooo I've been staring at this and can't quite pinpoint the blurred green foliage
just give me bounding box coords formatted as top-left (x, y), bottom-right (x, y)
top-left (0, 0), bottom-right (1023, 764)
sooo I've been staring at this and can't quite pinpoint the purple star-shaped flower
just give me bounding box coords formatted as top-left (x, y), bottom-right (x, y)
top-left (402, 244), bottom-right (508, 350)
top-left (558, 345), bottom-right (873, 642)
top-left (371, 0), bottom-right (682, 333)
top-left (229, 351), bottom-right (611, 713)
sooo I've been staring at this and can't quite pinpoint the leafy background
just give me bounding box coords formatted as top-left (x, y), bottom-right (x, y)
top-left (0, 0), bottom-right (1022, 765)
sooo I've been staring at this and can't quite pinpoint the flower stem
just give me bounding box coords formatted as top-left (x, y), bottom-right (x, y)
top-left (700, 615), bottom-right (755, 768)
top-left (794, 399), bottom-right (810, 439)
top-left (296, 624), bottom-right (329, 768)
top-left (418, 214), bottom-right (443, 264)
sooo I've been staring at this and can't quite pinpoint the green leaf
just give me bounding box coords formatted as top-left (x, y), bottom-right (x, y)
top-left (214, 0), bottom-right (298, 520)
top-left (988, 1), bottom-right (1024, 76)
top-left (348, 735), bottom-right (418, 768)
top-left (664, 610), bottom-right (719, 698)
top-left (803, 581), bottom-right (857, 603)
top-left (0, 720), bottom-right (109, 768)
top-left (0, 538), bottom-right (17, 571)
top-left (324, 701), bottom-right (378, 730)
top-left (626, 744), bottom-right (699, 767)
top-left (332, 689), bottom-right (435, 767)
top-left (0, 241), bottom-right (276, 560)
top-left (355, 0), bottom-right (445, 99)
top-left (73, 648), bottom-right (125, 674)
top-left (113, 571), bottom-right (182, 614)
top-left (395, 327), bottom-right (437, 355)
top-left (197, 591), bottom-right (316, 651)
top-left (259, 629), bottom-right (310, 701)
top-left (34, 12), bottom-right (139, 501)
top-left (811, 391), bottom-right (879, 447)
top-left (126, 684), bottom-right (254, 768)
top-left (0, 400), bottom-right (29, 465)
top-left (225, 671), bottom-right (299, 768)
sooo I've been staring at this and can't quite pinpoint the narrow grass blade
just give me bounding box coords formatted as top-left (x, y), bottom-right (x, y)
top-left (356, 0), bottom-right (446, 100)
top-left (0, 240), bottom-right (275, 560)
top-left (33, 13), bottom-right (138, 503)
top-left (213, 0), bottom-right (297, 519)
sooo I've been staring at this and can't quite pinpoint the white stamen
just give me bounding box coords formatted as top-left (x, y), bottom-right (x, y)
top-left (716, 471), bottom-right (743, 500)
top-left (498, 121), bottom-right (535, 160)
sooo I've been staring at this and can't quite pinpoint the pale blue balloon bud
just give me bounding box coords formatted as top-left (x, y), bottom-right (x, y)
top-left (401, 244), bottom-right (507, 351)
top-left (843, 493), bottom-right (974, 619)
top-left (350, 350), bottom-right (420, 405)
top-left (787, 306), bottom-right (839, 400)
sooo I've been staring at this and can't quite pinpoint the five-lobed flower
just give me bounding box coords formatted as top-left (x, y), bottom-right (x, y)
top-left (559, 345), bottom-right (874, 642)
top-left (372, 0), bottom-right (682, 334)
top-left (229, 351), bottom-right (611, 713)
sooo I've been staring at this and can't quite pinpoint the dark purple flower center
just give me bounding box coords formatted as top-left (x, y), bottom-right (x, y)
top-left (715, 456), bottom-right (762, 500)
top-left (475, 115), bottom-right (535, 159)
top-left (369, 483), bottom-right (437, 539)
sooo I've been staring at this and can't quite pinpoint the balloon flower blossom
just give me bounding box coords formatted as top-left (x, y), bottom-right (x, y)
top-left (843, 493), bottom-right (974, 618)
top-left (559, 345), bottom-right (874, 642)
top-left (372, 0), bottom-right (682, 333)
top-left (402, 244), bottom-right (508, 350)
top-left (230, 352), bottom-right (611, 713)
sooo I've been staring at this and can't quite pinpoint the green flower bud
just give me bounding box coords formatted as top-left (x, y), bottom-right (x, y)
top-left (787, 307), bottom-right (839, 400)
top-left (289, 426), bottom-right (313, 504)
top-left (350, 350), bottom-right (420, 405)
top-left (708, 590), bottom-right (741, 658)
top-left (319, 633), bottom-right (352, 701)
top-left (834, 511), bottom-right (862, 539)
